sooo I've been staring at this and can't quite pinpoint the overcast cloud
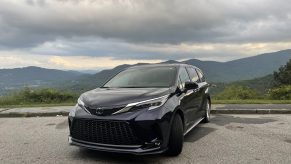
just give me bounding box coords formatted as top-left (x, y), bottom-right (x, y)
top-left (0, 0), bottom-right (291, 69)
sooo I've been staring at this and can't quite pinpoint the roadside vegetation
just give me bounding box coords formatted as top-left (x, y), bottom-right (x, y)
top-left (212, 99), bottom-right (291, 104)
top-left (213, 59), bottom-right (291, 103)
top-left (0, 88), bottom-right (77, 108)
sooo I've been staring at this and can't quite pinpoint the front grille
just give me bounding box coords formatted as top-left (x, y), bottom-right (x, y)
top-left (85, 106), bottom-right (125, 116)
top-left (71, 119), bottom-right (141, 145)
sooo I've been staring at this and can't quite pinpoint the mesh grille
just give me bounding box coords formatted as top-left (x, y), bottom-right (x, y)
top-left (71, 119), bottom-right (141, 145)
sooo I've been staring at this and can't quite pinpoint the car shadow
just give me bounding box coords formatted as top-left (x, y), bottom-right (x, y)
top-left (211, 114), bottom-right (276, 126)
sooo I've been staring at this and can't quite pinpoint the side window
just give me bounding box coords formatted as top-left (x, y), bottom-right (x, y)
top-left (178, 67), bottom-right (190, 89)
top-left (186, 67), bottom-right (200, 82)
top-left (196, 69), bottom-right (205, 82)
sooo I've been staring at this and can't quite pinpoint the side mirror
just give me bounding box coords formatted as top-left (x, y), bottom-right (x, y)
top-left (185, 81), bottom-right (199, 90)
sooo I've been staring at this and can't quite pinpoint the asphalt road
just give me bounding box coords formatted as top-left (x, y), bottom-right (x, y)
top-left (0, 114), bottom-right (291, 164)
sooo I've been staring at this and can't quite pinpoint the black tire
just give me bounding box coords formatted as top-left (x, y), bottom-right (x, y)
top-left (202, 99), bottom-right (211, 123)
top-left (166, 114), bottom-right (183, 156)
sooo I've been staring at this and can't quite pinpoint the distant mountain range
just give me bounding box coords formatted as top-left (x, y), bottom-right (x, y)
top-left (0, 49), bottom-right (291, 95)
top-left (64, 49), bottom-right (291, 93)
top-left (0, 66), bottom-right (83, 95)
top-left (183, 49), bottom-right (291, 82)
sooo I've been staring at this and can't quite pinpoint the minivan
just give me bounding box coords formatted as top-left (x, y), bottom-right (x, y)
top-left (68, 64), bottom-right (211, 156)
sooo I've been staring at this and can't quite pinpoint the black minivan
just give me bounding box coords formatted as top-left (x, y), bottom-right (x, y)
top-left (68, 64), bottom-right (211, 156)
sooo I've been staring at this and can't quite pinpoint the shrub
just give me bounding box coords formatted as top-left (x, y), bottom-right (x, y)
top-left (268, 85), bottom-right (291, 100)
top-left (214, 85), bottom-right (259, 100)
top-left (0, 87), bottom-right (78, 106)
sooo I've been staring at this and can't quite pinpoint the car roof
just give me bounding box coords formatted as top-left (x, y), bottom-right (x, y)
top-left (127, 63), bottom-right (199, 70)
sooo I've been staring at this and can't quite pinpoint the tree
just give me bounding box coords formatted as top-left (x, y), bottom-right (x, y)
top-left (273, 59), bottom-right (291, 86)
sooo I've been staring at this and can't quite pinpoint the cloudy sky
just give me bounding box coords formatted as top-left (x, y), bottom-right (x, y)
top-left (1, 0), bottom-right (291, 70)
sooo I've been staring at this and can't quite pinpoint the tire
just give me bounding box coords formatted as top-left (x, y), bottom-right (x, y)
top-left (166, 114), bottom-right (183, 156)
top-left (202, 99), bottom-right (211, 123)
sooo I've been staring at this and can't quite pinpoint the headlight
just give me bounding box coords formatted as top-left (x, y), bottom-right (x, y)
top-left (129, 95), bottom-right (169, 110)
top-left (69, 98), bottom-right (88, 117)
top-left (113, 95), bottom-right (169, 114)
top-left (77, 98), bottom-right (85, 107)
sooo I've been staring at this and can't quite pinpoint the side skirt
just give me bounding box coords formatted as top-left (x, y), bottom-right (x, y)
top-left (183, 117), bottom-right (204, 136)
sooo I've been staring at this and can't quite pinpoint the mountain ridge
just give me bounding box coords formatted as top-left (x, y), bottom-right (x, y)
top-left (60, 49), bottom-right (291, 93)
top-left (0, 66), bottom-right (85, 95)
top-left (0, 49), bottom-right (291, 94)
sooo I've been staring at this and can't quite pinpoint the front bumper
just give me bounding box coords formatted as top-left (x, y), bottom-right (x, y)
top-left (68, 104), bottom-right (174, 155)
top-left (68, 136), bottom-right (167, 155)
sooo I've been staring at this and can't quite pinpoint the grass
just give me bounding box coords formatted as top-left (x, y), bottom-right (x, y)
top-left (0, 88), bottom-right (78, 108)
top-left (212, 99), bottom-right (291, 104)
top-left (0, 103), bottom-right (75, 108)
top-left (1, 100), bottom-right (291, 109)
top-left (1, 87), bottom-right (290, 108)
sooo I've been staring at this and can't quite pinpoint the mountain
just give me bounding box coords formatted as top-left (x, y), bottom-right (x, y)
top-left (65, 49), bottom-right (291, 93)
top-left (77, 69), bottom-right (102, 74)
top-left (184, 49), bottom-right (291, 82)
top-left (211, 74), bottom-right (274, 95)
top-left (1, 49), bottom-right (291, 95)
top-left (60, 64), bottom-right (131, 93)
top-left (0, 66), bottom-right (84, 95)
top-left (231, 74), bottom-right (274, 93)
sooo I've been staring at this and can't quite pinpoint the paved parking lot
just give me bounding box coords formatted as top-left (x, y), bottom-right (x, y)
top-left (0, 114), bottom-right (291, 164)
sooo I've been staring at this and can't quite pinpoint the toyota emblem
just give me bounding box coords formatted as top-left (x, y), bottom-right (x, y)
top-left (96, 108), bottom-right (104, 115)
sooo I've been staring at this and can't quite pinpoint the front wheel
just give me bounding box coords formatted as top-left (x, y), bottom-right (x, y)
top-left (166, 114), bottom-right (183, 156)
top-left (202, 99), bottom-right (211, 123)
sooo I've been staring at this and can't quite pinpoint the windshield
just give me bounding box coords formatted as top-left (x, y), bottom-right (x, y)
top-left (103, 66), bottom-right (177, 88)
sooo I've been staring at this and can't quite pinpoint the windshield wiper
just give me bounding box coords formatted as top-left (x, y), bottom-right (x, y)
top-left (101, 86), bottom-right (142, 88)
top-left (101, 86), bottom-right (167, 88)
top-left (117, 86), bottom-right (142, 88)
top-left (117, 86), bottom-right (166, 88)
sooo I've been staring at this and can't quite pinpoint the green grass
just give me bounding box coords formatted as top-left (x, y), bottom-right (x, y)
top-left (0, 103), bottom-right (75, 108)
top-left (1, 100), bottom-right (291, 109)
top-left (213, 99), bottom-right (291, 104)
top-left (1, 87), bottom-right (291, 108)
top-left (0, 88), bottom-right (77, 108)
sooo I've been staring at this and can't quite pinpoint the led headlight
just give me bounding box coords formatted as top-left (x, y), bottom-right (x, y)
top-left (77, 98), bottom-right (85, 107)
top-left (69, 98), bottom-right (87, 117)
top-left (113, 95), bottom-right (169, 115)
top-left (129, 95), bottom-right (169, 110)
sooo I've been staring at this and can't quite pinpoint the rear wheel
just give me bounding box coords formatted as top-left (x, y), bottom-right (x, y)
top-left (202, 99), bottom-right (211, 123)
top-left (166, 114), bottom-right (183, 156)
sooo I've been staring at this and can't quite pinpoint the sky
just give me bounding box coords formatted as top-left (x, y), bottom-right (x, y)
top-left (0, 0), bottom-right (291, 70)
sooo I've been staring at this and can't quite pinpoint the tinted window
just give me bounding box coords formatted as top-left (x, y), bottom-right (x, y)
top-left (178, 67), bottom-right (190, 89)
top-left (196, 69), bottom-right (205, 82)
top-left (186, 67), bottom-right (200, 82)
top-left (103, 66), bottom-right (177, 88)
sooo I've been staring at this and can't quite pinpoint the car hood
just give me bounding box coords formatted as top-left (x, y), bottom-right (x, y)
top-left (80, 87), bottom-right (172, 108)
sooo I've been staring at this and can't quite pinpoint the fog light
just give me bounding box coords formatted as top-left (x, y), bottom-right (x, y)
top-left (144, 138), bottom-right (161, 148)
top-left (154, 141), bottom-right (161, 146)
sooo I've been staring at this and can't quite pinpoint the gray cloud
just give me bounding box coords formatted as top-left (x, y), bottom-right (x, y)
top-left (0, 0), bottom-right (291, 61)
top-left (28, 37), bottom-right (291, 61)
